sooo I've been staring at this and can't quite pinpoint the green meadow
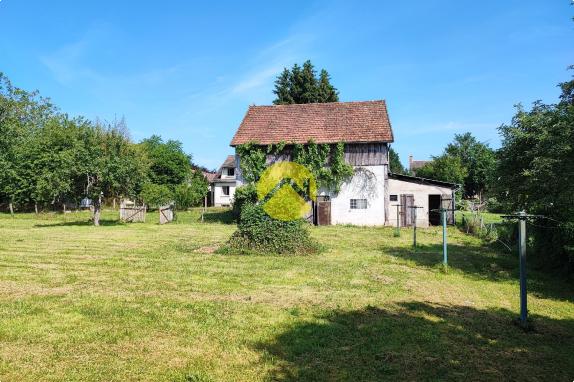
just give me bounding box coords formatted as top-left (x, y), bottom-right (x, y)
top-left (0, 209), bottom-right (572, 381)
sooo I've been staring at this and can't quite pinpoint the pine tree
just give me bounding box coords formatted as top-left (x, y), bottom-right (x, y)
top-left (272, 60), bottom-right (339, 104)
top-left (317, 69), bottom-right (339, 102)
top-left (272, 69), bottom-right (294, 105)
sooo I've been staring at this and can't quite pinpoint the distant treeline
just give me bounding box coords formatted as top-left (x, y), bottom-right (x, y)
top-left (0, 73), bottom-right (208, 224)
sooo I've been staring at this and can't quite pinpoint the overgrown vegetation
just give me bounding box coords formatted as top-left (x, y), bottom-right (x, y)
top-left (232, 140), bottom-right (352, 255)
top-left (235, 140), bottom-right (353, 191)
top-left (493, 69), bottom-right (574, 271)
top-left (221, 203), bottom-right (322, 255)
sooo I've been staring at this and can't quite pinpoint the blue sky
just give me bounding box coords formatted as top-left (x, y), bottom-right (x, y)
top-left (1, 1), bottom-right (572, 169)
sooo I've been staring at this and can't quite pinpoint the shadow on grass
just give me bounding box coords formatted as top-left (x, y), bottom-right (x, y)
top-left (199, 209), bottom-right (235, 224)
top-left (258, 302), bottom-right (574, 381)
top-left (385, 242), bottom-right (574, 303)
top-left (33, 219), bottom-right (125, 227)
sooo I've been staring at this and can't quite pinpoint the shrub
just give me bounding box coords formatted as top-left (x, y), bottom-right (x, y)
top-left (140, 183), bottom-right (173, 208)
top-left (231, 184), bottom-right (257, 221)
top-left (221, 202), bottom-right (322, 255)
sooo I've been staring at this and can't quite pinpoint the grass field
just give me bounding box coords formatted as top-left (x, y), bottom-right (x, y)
top-left (0, 209), bottom-right (573, 381)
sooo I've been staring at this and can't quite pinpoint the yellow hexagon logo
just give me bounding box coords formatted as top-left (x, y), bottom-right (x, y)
top-left (256, 162), bottom-right (317, 221)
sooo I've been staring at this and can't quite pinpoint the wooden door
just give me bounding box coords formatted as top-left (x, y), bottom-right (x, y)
top-left (400, 194), bottom-right (414, 227)
top-left (317, 197), bottom-right (331, 226)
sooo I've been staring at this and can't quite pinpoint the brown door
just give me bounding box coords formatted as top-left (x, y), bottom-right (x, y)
top-left (400, 194), bottom-right (414, 227)
top-left (317, 197), bottom-right (331, 226)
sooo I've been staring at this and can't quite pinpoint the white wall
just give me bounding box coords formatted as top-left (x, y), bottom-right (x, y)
top-left (213, 182), bottom-right (236, 206)
top-left (387, 178), bottom-right (454, 228)
top-left (322, 165), bottom-right (387, 226)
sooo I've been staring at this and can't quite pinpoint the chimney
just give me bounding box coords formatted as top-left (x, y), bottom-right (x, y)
top-left (409, 155), bottom-right (413, 170)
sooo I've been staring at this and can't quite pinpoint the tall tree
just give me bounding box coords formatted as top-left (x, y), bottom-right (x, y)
top-left (0, 73), bottom-right (56, 212)
top-left (444, 132), bottom-right (496, 200)
top-left (273, 60), bottom-right (339, 104)
top-left (388, 147), bottom-right (406, 174)
top-left (494, 69), bottom-right (574, 269)
top-left (139, 135), bottom-right (192, 186)
top-left (79, 120), bottom-right (144, 225)
top-left (415, 155), bottom-right (467, 186)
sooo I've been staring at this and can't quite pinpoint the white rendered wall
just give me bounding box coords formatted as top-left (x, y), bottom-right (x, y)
top-left (387, 179), bottom-right (454, 228)
top-left (323, 165), bottom-right (387, 226)
top-left (213, 183), bottom-right (236, 206)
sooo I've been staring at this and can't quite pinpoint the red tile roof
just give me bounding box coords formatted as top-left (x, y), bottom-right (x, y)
top-left (230, 100), bottom-right (394, 146)
top-left (202, 171), bottom-right (217, 183)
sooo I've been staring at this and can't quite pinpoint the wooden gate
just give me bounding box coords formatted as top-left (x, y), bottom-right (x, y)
top-left (400, 194), bottom-right (414, 227)
top-left (120, 205), bottom-right (146, 222)
top-left (316, 196), bottom-right (331, 226)
top-left (159, 205), bottom-right (174, 225)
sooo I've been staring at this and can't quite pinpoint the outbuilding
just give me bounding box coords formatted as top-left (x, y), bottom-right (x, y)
top-left (387, 173), bottom-right (458, 228)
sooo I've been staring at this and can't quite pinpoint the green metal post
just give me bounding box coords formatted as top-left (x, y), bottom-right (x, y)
top-left (518, 211), bottom-right (527, 326)
top-left (413, 207), bottom-right (417, 248)
top-left (395, 204), bottom-right (401, 237)
top-left (442, 208), bottom-right (448, 266)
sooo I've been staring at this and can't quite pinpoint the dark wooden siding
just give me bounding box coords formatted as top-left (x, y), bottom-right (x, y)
top-left (344, 143), bottom-right (388, 166)
top-left (262, 143), bottom-right (389, 166)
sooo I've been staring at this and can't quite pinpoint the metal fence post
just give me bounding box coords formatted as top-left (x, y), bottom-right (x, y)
top-left (518, 210), bottom-right (527, 327)
top-left (413, 207), bottom-right (417, 248)
top-left (442, 208), bottom-right (448, 266)
top-left (394, 204), bottom-right (401, 237)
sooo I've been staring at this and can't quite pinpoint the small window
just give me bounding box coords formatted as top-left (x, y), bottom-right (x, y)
top-left (222, 186), bottom-right (230, 196)
top-left (350, 199), bottom-right (367, 209)
top-left (390, 194), bottom-right (398, 202)
top-left (227, 168), bottom-right (235, 176)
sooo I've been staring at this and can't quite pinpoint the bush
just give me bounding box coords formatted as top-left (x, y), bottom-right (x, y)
top-left (220, 202), bottom-right (322, 255)
top-left (140, 183), bottom-right (173, 208)
top-left (231, 184), bottom-right (257, 221)
top-left (174, 177), bottom-right (207, 210)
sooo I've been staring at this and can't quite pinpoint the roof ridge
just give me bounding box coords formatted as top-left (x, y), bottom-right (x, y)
top-left (249, 100), bottom-right (386, 109)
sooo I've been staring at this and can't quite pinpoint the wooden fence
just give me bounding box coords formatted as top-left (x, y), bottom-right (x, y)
top-left (159, 205), bottom-right (174, 224)
top-left (120, 205), bottom-right (146, 223)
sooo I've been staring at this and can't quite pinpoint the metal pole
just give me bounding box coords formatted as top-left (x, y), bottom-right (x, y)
top-left (413, 207), bottom-right (417, 248)
top-left (518, 210), bottom-right (527, 326)
top-left (395, 204), bottom-right (401, 237)
top-left (442, 208), bottom-right (448, 266)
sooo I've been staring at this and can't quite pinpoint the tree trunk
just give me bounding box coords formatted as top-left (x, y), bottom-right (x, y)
top-left (34, 203), bottom-right (38, 214)
top-left (93, 194), bottom-right (102, 226)
top-left (113, 198), bottom-right (116, 210)
top-left (9, 202), bottom-right (14, 215)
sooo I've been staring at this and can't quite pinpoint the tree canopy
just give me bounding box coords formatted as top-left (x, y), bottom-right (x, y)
top-left (0, 72), bottom-right (208, 223)
top-left (388, 147), bottom-right (407, 174)
top-left (444, 133), bottom-right (496, 199)
top-left (273, 61), bottom-right (339, 104)
top-left (415, 155), bottom-right (467, 186)
top-left (493, 69), bottom-right (574, 269)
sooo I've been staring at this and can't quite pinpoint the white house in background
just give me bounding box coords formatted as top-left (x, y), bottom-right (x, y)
top-left (209, 155), bottom-right (237, 207)
top-left (230, 100), bottom-right (458, 227)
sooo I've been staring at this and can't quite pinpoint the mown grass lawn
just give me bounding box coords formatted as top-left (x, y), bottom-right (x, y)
top-left (0, 209), bottom-right (573, 381)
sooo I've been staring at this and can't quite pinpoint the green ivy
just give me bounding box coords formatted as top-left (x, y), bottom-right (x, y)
top-left (235, 142), bottom-right (267, 183)
top-left (236, 140), bottom-right (353, 192)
